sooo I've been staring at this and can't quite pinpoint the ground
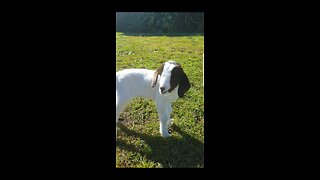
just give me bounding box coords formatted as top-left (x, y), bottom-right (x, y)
top-left (116, 32), bottom-right (204, 168)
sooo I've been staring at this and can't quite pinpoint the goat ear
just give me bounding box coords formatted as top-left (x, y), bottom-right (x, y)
top-left (151, 63), bottom-right (164, 88)
top-left (178, 72), bottom-right (191, 98)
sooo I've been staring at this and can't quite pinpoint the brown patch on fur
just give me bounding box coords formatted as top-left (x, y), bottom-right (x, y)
top-left (169, 63), bottom-right (191, 97)
top-left (151, 63), bottom-right (165, 88)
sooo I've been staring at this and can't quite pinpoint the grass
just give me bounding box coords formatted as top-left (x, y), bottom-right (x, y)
top-left (116, 32), bottom-right (204, 168)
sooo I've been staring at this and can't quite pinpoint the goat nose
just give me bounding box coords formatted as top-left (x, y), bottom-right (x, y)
top-left (160, 87), bottom-right (165, 92)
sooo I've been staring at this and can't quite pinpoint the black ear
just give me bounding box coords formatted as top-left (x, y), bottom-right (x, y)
top-left (178, 72), bottom-right (191, 98)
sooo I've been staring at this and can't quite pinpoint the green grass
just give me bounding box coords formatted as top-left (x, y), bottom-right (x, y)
top-left (116, 32), bottom-right (204, 168)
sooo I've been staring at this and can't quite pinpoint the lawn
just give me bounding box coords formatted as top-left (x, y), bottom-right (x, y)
top-left (116, 32), bottom-right (204, 168)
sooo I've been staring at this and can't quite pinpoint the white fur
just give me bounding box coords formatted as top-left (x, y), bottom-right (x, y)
top-left (116, 62), bottom-right (179, 138)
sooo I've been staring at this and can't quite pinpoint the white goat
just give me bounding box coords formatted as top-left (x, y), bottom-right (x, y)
top-left (116, 61), bottom-right (191, 138)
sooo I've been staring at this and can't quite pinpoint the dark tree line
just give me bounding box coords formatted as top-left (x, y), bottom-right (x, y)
top-left (116, 12), bottom-right (204, 34)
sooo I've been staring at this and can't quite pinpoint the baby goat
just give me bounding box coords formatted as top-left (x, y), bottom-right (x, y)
top-left (116, 61), bottom-right (191, 137)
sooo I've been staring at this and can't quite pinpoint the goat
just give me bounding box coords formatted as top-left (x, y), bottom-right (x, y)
top-left (116, 61), bottom-right (191, 138)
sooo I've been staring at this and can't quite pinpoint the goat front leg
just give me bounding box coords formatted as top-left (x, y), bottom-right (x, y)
top-left (156, 101), bottom-right (172, 138)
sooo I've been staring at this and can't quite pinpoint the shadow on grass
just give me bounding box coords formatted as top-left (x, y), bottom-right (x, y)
top-left (117, 123), bottom-right (204, 168)
top-left (118, 32), bottom-right (204, 37)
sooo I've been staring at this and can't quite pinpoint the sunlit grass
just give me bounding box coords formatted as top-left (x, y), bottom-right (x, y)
top-left (116, 32), bottom-right (204, 168)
